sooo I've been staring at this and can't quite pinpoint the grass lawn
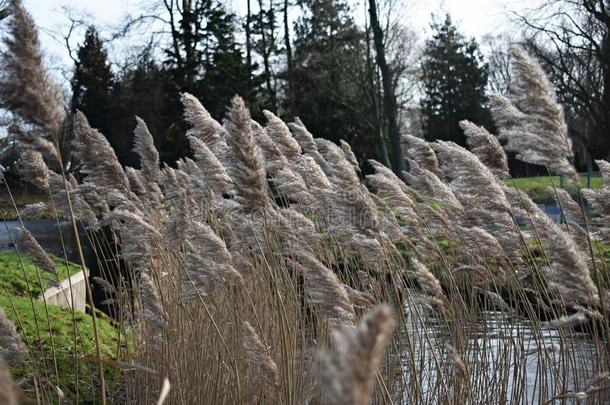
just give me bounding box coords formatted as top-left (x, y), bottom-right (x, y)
top-left (0, 252), bottom-right (120, 402)
top-left (1, 294), bottom-right (120, 403)
top-left (505, 173), bottom-right (603, 202)
top-left (0, 251), bottom-right (82, 297)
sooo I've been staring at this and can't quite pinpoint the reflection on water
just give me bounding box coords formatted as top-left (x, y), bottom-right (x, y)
top-left (0, 219), bottom-right (85, 260)
top-left (401, 302), bottom-right (606, 404)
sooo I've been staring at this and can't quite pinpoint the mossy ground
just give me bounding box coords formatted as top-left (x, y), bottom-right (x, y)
top-left (0, 251), bottom-right (82, 297)
top-left (0, 252), bottom-right (120, 403)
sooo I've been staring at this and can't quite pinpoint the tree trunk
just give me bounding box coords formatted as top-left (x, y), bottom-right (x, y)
top-left (601, 29), bottom-right (610, 158)
top-left (367, 0), bottom-right (404, 174)
top-left (364, 8), bottom-right (389, 167)
top-left (246, 0), bottom-right (252, 70)
top-left (283, 0), bottom-right (294, 118)
top-left (257, 0), bottom-right (276, 108)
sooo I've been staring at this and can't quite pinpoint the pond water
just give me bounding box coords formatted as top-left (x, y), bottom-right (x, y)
top-left (0, 219), bottom-right (85, 260)
top-left (401, 304), bottom-right (605, 403)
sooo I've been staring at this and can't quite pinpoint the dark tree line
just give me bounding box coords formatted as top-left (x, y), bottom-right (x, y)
top-left (68, 0), bottom-right (610, 177)
top-left (1, 0), bottom-right (609, 180)
top-left (69, 0), bottom-right (429, 173)
top-left (420, 15), bottom-right (491, 147)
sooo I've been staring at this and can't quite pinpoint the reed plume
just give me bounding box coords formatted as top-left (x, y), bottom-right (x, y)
top-left (321, 305), bottom-right (395, 405)
top-left (133, 117), bottom-right (161, 186)
top-left (288, 120), bottom-right (331, 174)
top-left (339, 140), bottom-right (360, 174)
top-left (0, 0), bottom-right (64, 144)
top-left (316, 139), bottom-right (360, 185)
top-left (546, 312), bottom-right (588, 329)
top-left (188, 136), bottom-right (234, 196)
top-left (17, 150), bottom-right (49, 189)
top-left (181, 220), bottom-right (243, 299)
top-left (550, 188), bottom-right (584, 223)
top-left (433, 141), bottom-right (519, 260)
top-left (18, 225), bottom-right (57, 278)
top-left (401, 161), bottom-right (463, 214)
top-left (46, 172), bottom-right (100, 228)
top-left (242, 321), bottom-right (279, 387)
top-left (263, 110), bottom-right (301, 161)
top-left (366, 160), bottom-right (418, 223)
top-left (459, 120), bottom-right (509, 178)
top-left (411, 258), bottom-right (446, 307)
top-left (295, 254), bottom-right (355, 330)
top-left (19, 202), bottom-right (50, 219)
top-left (489, 45), bottom-right (576, 178)
top-left (582, 160), bottom-right (610, 242)
top-left (401, 134), bottom-right (444, 179)
top-left (140, 272), bottom-right (167, 328)
top-left (447, 345), bottom-right (469, 381)
top-left (181, 93), bottom-right (229, 162)
top-left (0, 306), bottom-right (27, 364)
top-left (295, 155), bottom-right (332, 190)
top-left (225, 96), bottom-right (270, 214)
top-left (343, 285), bottom-right (375, 309)
top-left (458, 226), bottom-right (506, 260)
top-left (583, 160), bottom-right (610, 213)
top-left (506, 187), bottom-right (598, 306)
top-left (125, 167), bottom-right (148, 197)
top-left (72, 111), bottom-right (129, 192)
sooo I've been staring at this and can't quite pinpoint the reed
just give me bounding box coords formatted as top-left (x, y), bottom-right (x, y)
top-left (1, 7), bottom-right (610, 404)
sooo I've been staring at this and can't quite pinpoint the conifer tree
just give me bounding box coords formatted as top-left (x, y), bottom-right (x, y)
top-left (291, 0), bottom-right (376, 162)
top-left (420, 15), bottom-right (490, 146)
top-left (71, 26), bottom-right (113, 137)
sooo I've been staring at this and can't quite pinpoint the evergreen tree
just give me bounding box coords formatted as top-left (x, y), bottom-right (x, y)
top-left (111, 48), bottom-right (175, 166)
top-left (420, 15), bottom-right (490, 146)
top-left (71, 26), bottom-right (114, 138)
top-left (290, 0), bottom-right (376, 162)
top-left (162, 0), bottom-right (259, 117)
top-left (200, 9), bottom-right (260, 119)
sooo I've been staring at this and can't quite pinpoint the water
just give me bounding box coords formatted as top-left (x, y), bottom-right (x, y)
top-left (400, 302), bottom-right (605, 403)
top-left (0, 219), bottom-right (84, 260)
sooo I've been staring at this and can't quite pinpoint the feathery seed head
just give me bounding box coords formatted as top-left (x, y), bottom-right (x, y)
top-left (73, 111), bottom-right (128, 192)
top-left (489, 46), bottom-right (576, 178)
top-left (242, 321), bottom-right (279, 387)
top-left (18, 150), bottom-right (48, 189)
top-left (225, 96), bottom-right (270, 214)
top-left (133, 117), bottom-right (161, 185)
top-left (321, 305), bottom-right (396, 405)
top-left (460, 120), bottom-right (509, 178)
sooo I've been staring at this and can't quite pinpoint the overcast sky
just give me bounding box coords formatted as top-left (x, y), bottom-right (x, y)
top-left (22, 0), bottom-right (539, 85)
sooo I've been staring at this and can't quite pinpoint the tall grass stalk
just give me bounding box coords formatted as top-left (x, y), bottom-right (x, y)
top-left (2, 14), bottom-right (610, 403)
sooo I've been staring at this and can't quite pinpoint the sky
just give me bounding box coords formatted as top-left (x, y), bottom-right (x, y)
top-left (22, 0), bottom-right (539, 85)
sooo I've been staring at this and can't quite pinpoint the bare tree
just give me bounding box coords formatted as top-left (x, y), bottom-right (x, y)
top-left (482, 33), bottom-right (513, 94)
top-left (517, 0), bottom-right (610, 160)
top-left (282, 0), bottom-right (294, 118)
top-left (368, 0), bottom-right (404, 174)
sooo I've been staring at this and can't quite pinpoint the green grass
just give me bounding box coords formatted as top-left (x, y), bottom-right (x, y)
top-left (1, 294), bottom-right (119, 403)
top-left (0, 251), bottom-right (120, 402)
top-left (505, 173), bottom-right (603, 202)
top-left (0, 251), bottom-right (82, 297)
